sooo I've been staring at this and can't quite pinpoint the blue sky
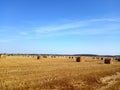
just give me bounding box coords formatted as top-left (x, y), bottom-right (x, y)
top-left (0, 0), bottom-right (120, 55)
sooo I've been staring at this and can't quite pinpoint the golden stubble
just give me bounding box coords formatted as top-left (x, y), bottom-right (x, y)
top-left (0, 56), bottom-right (120, 90)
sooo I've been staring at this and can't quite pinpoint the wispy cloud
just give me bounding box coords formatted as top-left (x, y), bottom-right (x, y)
top-left (20, 32), bottom-right (28, 36)
top-left (0, 39), bottom-right (16, 43)
top-left (89, 18), bottom-right (120, 22)
top-left (1, 18), bottom-right (120, 41)
top-left (34, 18), bottom-right (120, 36)
top-left (35, 22), bottom-right (85, 33)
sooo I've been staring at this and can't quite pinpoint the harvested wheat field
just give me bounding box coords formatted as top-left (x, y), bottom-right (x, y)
top-left (0, 56), bottom-right (120, 90)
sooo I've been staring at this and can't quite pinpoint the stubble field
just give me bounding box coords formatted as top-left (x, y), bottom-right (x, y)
top-left (0, 56), bottom-right (120, 90)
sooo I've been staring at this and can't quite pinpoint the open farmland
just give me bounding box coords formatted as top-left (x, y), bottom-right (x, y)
top-left (0, 56), bottom-right (120, 90)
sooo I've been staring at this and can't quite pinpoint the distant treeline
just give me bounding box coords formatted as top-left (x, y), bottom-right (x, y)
top-left (0, 53), bottom-right (120, 57)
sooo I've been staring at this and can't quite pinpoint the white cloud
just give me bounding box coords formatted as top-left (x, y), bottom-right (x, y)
top-left (1, 18), bottom-right (119, 41)
top-left (20, 32), bottom-right (28, 36)
top-left (34, 18), bottom-right (120, 36)
top-left (0, 39), bottom-right (16, 43)
top-left (0, 40), bottom-right (9, 43)
top-left (90, 18), bottom-right (120, 22)
top-left (35, 22), bottom-right (85, 33)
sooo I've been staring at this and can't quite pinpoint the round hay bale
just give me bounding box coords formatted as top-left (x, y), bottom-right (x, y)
top-left (96, 57), bottom-right (99, 59)
top-left (0, 55), bottom-right (6, 59)
top-left (101, 58), bottom-right (104, 60)
top-left (43, 56), bottom-right (47, 58)
top-left (37, 56), bottom-right (40, 60)
top-left (51, 56), bottom-right (54, 58)
top-left (104, 58), bottom-right (112, 64)
top-left (92, 57), bottom-right (95, 59)
top-left (117, 58), bottom-right (120, 61)
top-left (76, 57), bottom-right (80, 62)
top-left (71, 57), bottom-right (73, 59)
top-left (76, 57), bottom-right (84, 62)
